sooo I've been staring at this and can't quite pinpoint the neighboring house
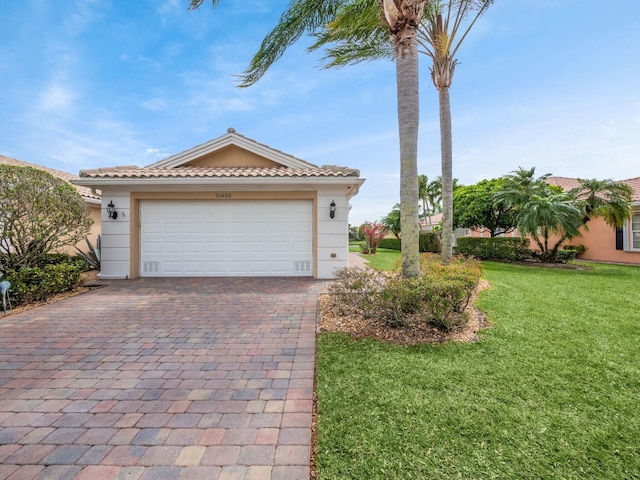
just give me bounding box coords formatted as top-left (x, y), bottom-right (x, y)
top-left (457, 176), bottom-right (640, 265)
top-left (0, 155), bottom-right (102, 253)
top-left (73, 129), bottom-right (365, 279)
top-left (546, 176), bottom-right (640, 264)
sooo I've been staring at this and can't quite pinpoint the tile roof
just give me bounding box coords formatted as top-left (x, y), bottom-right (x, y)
top-left (546, 176), bottom-right (581, 191)
top-left (0, 155), bottom-right (101, 201)
top-left (547, 176), bottom-right (640, 202)
top-left (79, 166), bottom-right (361, 179)
top-left (620, 177), bottom-right (640, 202)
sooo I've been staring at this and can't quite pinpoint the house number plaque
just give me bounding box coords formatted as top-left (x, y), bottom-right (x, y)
top-left (215, 193), bottom-right (232, 199)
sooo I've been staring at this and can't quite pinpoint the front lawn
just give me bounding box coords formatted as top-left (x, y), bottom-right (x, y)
top-left (349, 244), bottom-right (401, 271)
top-left (315, 261), bottom-right (640, 479)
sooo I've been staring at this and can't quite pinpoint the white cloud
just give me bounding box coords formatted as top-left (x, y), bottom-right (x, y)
top-left (38, 83), bottom-right (76, 113)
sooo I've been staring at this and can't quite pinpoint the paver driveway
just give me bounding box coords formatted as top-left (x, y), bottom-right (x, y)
top-left (0, 277), bottom-right (328, 480)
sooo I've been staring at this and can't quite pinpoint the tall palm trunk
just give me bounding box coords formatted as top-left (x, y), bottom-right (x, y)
top-left (381, 0), bottom-right (424, 279)
top-left (439, 85), bottom-right (453, 264)
top-left (396, 36), bottom-right (421, 278)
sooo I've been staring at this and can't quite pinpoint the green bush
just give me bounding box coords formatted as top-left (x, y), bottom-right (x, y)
top-left (328, 267), bottom-right (388, 319)
top-left (456, 237), bottom-right (531, 261)
top-left (376, 233), bottom-right (440, 253)
top-left (5, 262), bottom-right (83, 306)
top-left (419, 233), bottom-right (440, 253)
top-left (418, 254), bottom-right (483, 330)
top-left (555, 249), bottom-right (579, 263)
top-left (562, 244), bottom-right (586, 256)
top-left (378, 237), bottom-right (401, 250)
top-left (329, 256), bottom-right (482, 330)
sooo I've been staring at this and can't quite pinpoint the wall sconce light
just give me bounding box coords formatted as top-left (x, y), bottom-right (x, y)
top-left (330, 200), bottom-right (336, 219)
top-left (107, 201), bottom-right (118, 220)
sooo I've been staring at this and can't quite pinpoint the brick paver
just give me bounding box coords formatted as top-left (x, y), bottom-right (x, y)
top-left (0, 278), bottom-right (327, 479)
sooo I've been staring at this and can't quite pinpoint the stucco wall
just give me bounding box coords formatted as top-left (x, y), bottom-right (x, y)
top-left (317, 189), bottom-right (350, 278)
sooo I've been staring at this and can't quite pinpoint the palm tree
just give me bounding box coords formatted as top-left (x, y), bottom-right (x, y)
top-left (423, 1), bottom-right (493, 263)
top-left (571, 178), bottom-right (632, 229)
top-left (310, 0), bottom-right (492, 264)
top-left (189, 0), bottom-right (426, 278)
top-left (418, 174), bottom-right (429, 221)
top-left (516, 192), bottom-right (583, 261)
top-left (379, 0), bottom-right (425, 278)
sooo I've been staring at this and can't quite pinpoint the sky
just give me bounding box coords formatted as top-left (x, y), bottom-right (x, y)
top-left (1, 0), bottom-right (639, 226)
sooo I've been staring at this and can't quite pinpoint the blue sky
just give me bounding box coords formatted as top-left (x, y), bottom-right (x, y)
top-left (2, 0), bottom-right (639, 225)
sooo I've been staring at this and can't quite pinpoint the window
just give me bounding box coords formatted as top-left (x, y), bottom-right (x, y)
top-left (632, 213), bottom-right (640, 250)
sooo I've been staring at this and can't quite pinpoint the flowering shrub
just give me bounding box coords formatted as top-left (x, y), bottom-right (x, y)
top-left (360, 221), bottom-right (387, 254)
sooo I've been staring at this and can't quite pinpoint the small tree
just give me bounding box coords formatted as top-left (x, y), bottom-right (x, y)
top-left (0, 165), bottom-right (93, 272)
top-left (361, 221), bottom-right (387, 254)
top-left (453, 178), bottom-right (519, 237)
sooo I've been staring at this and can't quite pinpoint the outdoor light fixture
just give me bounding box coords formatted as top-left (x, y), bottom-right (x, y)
top-left (107, 201), bottom-right (118, 220)
top-left (330, 200), bottom-right (336, 219)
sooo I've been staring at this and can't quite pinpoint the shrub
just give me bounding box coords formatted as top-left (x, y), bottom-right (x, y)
top-left (328, 267), bottom-right (388, 319)
top-left (418, 255), bottom-right (483, 330)
top-left (377, 276), bottom-right (423, 327)
top-left (378, 237), bottom-right (401, 250)
top-left (361, 221), bottom-right (387, 254)
top-left (377, 234), bottom-right (440, 253)
top-left (555, 249), bottom-right (579, 263)
top-left (456, 237), bottom-right (531, 261)
top-left (419, 233), bottom-right (440, 253)
top-left (0, 164), bottom-right (92, 272)
top-left (562, 244), bottom-right (586, 256)
top-left (330, 256), bottom-right (482, 331)
top-left (5, 262), bottom-right (83, 306)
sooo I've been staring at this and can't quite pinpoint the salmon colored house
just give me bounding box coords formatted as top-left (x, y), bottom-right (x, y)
top-left (546, 177), bottom-right (640, 265)
top-left (453, 176), bottom-right (640, 265)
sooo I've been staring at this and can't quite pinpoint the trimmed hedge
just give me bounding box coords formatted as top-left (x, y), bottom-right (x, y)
top-left (378, 237), bottom-right (401, 250)
top-left (456, 237), bottom-right (531, 261)
top-left (4, 262), bottom-right (83, 306)
top-left (378, 233), bottom-right (440, 253)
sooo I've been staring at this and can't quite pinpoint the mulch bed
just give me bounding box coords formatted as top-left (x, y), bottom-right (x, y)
top-left (316, 279), bottom-right (492, 346)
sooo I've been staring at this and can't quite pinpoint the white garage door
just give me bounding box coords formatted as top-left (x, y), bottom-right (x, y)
top-left (140, 200), bottom-right (313, 277)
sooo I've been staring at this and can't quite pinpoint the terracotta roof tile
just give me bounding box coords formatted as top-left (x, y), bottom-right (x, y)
top-left (547, 176), bottom-right (640, 202)
top-left (0, 155), bottom-right (101, 201)
top-left (620, 177), bottom-right (640, 202)
top-left (546, 176), bottom-right (582, 191)
top-left (79, 166), bottom-right (360, 179)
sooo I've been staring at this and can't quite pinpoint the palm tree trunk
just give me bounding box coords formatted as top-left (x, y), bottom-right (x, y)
top-left (439, 86), bottom-right (453, 264)
top-left (396, 36), bottom-right (421, 278)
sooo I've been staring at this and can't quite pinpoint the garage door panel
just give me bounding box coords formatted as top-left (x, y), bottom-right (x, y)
top-left (140, 200), bottom-right (312, 277)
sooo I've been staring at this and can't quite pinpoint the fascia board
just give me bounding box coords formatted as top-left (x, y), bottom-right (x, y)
top-left (72, 176), bottom-right (364, 189)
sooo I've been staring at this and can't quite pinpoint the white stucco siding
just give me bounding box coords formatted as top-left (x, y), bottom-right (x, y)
top-left (316, 190), bottom-right (350, 279)
top-left (98, 192), bottom-right (131, 279)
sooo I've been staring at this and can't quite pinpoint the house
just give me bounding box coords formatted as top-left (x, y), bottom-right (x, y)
top-left (546, 176), bottom-right (640, 264)
top-left (0, 155), bottom-right (102, 252)
top-left (73, 129), bottom-right (365, 279)
top-left (458, 176), bottom-right (640, 265)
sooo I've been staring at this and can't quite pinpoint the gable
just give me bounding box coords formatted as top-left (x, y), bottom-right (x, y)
top-left (181, 145), bottom-right (281, 169)
top-left (147, 128), bottom-right (316, 170)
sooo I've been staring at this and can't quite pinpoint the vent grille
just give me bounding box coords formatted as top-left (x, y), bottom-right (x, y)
top-left (143, 262), bottom-right (160, 273)
top-left (294, 261), bottom-right (311, 273)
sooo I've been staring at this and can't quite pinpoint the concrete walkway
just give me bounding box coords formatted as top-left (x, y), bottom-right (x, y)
top-left (0, 277), bottom-right (328, 480)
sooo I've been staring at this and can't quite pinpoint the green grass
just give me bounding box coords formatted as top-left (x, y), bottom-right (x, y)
top-left (315, 262), bottom-right (640, 479)
top-left (351, 246), bottom-right (401, 271)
